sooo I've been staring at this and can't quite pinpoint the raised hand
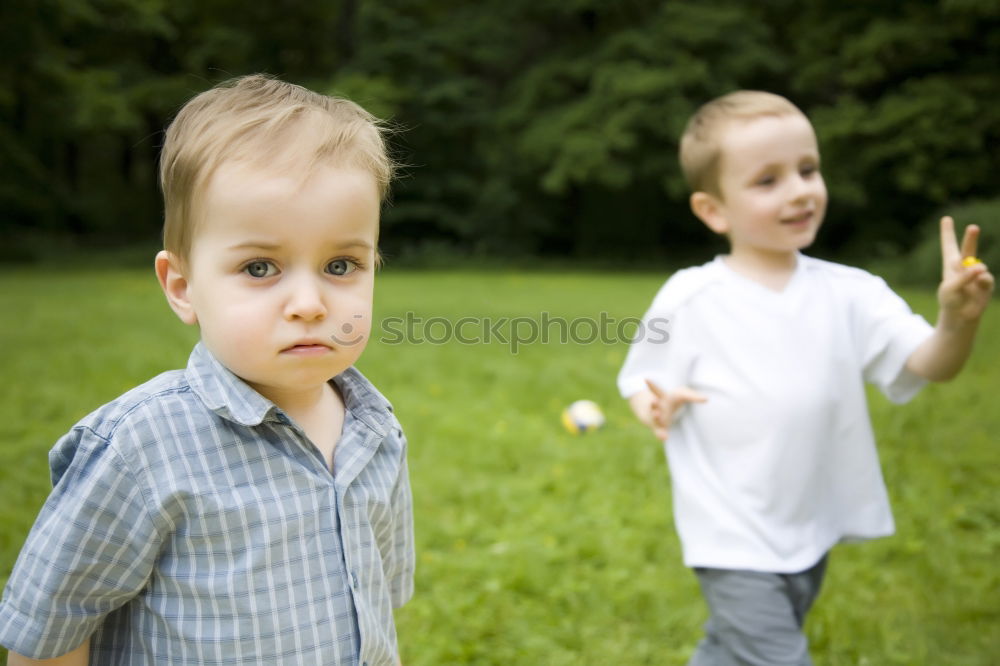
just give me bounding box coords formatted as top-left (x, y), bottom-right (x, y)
top-left (937, 216), bottom-right (994, 323)
top-left (645, 379), bottom-right (707, 441)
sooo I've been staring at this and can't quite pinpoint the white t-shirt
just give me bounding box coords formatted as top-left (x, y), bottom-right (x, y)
top-left (618, 255), bottom-right (934, 572)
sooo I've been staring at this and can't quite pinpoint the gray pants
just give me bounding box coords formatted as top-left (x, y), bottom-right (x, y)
top-left (688, 555), bottom-right (829, 666)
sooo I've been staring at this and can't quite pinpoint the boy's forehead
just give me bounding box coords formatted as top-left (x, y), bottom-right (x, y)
top-left (194, 161), bottom-right (380, 242)
top-left (208, 162), bottom-right (304, 202)
top-left (205, 160), bottom-right (378, 205)
top-left (719, 115), bottom-right (817, 160)
top-left (725, 112), bottom-right (814, 139)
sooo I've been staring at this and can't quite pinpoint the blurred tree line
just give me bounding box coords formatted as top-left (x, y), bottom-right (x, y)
top-left (2, 0), bottom-right (998, 264)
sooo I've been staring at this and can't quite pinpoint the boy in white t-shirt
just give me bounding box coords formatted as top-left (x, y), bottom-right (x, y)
top-left (618, 90), bottom-right (993, 665)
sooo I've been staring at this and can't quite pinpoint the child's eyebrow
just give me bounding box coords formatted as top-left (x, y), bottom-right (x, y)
top-left (226, 239), bottom-right (375, 252)
top-left (334, 239), bottom-right (375, 251)
top-left (227, 240), bottom-right (282, 252)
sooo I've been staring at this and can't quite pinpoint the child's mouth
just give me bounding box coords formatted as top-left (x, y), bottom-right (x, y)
top-left (282, 343), bottom-right (332, 355)
top-left (782, 212), bottom-right (812, 226)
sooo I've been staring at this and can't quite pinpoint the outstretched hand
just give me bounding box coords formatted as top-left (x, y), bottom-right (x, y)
top-left (937, 216), bottom-right (994, 323)
top-left (645, 379), bottom-right (707, 441)
top-left (904, 216), bottom-right (994, 381)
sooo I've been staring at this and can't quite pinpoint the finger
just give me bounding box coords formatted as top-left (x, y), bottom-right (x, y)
top-left (649, 400), bottom-right (663, 420)
top-left (960, 224), bottom-right (980, 261)
top-left (975, 269), bottom-right (995, 293)
top-left (645, 378), bottom-right (667, 398)
top-left (940, 216), bottom-right (960, 266)
top-left (668, 387), bottom-right (709, 405)
top-left (663, 389), bottom-right (707, 425)
top-left (941, 263), bottom-right (992, 302)
top-left (946, 265), bottom-right (985, 291)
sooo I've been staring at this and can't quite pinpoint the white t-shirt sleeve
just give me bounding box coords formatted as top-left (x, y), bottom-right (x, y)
top-left (617, 272), bottom-right (697, 398)
top-left (854, 275), bottom-right (934, 403)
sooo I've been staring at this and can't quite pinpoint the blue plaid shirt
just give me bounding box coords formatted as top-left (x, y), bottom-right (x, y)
top-left (0, 343), bottom-right (414, 665)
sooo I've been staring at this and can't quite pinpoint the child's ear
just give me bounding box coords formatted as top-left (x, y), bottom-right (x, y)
top-left (690, 191), bottom-right (730, 236)
top-left (155, 250), bottom-right (198, 325)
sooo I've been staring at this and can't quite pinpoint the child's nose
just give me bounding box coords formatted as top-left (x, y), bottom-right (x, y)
top-left (790, 173), bottom-right (820, 202)
top-left (284, 274), bottom-right (328, 321)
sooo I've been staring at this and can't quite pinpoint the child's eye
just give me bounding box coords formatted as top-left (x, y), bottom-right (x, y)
top-left (801, 164), bottom-right (819, 177)
top-left (326, 258), bottom-right (359, 276)
top-left (243, 260), bottom-right (277, 278)
top-left (755, 175), bottom-right (776, 187)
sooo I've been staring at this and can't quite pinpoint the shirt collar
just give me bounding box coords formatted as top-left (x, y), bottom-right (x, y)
top-left (185, 342), bottom-right (278, 426)
top-left (332, 366), bottom-right (395, 437)
top-left (185, 342), bottom-right (394, 434)
top-left (711, 252), bottom-right (810, 281)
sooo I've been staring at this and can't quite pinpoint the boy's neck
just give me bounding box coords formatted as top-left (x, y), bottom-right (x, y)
top-left (264, 381), bottom-right (346, 471)
top-left (722, 249), bottom-right (800, 292)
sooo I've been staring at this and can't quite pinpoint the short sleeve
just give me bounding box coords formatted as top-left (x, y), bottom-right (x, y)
top-left (617, 272), bottom-right (698, 398)
top-left (854, 276), bottom-right (934, 404)
top-left (0, 427), bottom-right (161, 659)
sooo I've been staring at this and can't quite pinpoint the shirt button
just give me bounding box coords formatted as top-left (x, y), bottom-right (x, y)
top-left (351, 571), bottom-right (359, 589)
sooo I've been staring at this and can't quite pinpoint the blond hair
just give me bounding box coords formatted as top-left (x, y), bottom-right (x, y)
top-left (679, 90), bottom-right (805, 197)
top-left (159, 74), bottom-right (394, 261)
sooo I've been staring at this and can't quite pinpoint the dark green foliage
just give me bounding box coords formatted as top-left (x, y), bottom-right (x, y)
top-left (1, 0), bottom-right (998, 262)
top-left (877, 197), bottom-right (1000, 287)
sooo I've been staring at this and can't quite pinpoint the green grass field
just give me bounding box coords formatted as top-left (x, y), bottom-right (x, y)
top-left (0, 266), bottom-right (997, 664)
